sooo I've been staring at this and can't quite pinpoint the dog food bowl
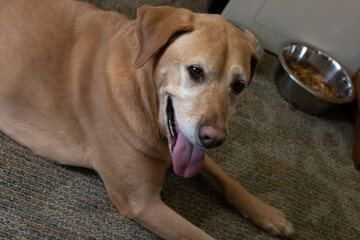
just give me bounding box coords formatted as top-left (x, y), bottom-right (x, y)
top-left (275, 42), bottom-right (355, 115)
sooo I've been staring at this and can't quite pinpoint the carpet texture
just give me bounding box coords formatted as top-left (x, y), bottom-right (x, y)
top-left (1, 1), bottom-right (360, 240)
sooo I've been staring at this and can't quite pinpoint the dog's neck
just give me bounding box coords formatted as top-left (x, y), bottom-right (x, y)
top-left (99, 27), bottom-right (170, 160)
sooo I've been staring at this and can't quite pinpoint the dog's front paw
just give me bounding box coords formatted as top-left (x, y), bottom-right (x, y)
top-left (241, 196), bottom-right (294, 238)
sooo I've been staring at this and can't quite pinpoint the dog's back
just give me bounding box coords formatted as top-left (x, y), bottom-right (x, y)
top-left (0, 0), bottom-right (117, 167)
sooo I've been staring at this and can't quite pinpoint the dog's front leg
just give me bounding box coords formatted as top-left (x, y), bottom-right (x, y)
top-left (96, 156), bottom-right (215, 240)
top-left (200, 154), bottom-right (294, 238)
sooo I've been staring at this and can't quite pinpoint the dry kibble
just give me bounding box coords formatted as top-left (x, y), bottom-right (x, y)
top-left (285, 57), bottom-right (342, 100)
top-left (288, 103), bottom-right (296, 111)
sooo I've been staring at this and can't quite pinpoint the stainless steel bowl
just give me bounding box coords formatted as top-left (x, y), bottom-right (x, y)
top-left (275, 42), bottom-right (355, 115)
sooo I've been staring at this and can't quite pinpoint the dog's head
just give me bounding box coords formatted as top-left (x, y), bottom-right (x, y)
top-left (134, 5), bottom-right (262, 178)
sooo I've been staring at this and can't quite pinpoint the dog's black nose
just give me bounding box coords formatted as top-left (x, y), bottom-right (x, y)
top-left (199, 125), bottom-right (227, 149)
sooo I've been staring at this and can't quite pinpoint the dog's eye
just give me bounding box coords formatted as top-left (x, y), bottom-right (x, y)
top-left (231, 80), bottom-right (245, 95)
top-left (188, 65), bottom-right (203, 80)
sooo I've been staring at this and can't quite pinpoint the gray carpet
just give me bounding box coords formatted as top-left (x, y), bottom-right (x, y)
top-left (78, 0), bottom-right (212, 19)
top-left (1, 1), bottom-right (360, 239)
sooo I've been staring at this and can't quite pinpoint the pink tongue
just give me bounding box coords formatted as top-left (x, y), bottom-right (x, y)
top-left (171, 130), bottom-right (205, 178)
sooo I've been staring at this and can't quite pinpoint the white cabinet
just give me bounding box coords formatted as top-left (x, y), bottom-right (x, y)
top-left (222, 0), bottom-right (360, 75)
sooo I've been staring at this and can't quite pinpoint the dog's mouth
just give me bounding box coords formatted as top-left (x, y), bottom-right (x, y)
top-left (166, 97), bottom-right (178, 151)
top-left (166, 96), bottom-right (205, 178)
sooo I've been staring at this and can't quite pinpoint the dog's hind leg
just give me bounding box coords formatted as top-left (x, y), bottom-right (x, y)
top-left (200, 154), bottom-right (294, 238)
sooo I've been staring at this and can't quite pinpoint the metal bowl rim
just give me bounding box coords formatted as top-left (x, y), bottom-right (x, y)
top-left (278, 41), bottom-right (355, 104)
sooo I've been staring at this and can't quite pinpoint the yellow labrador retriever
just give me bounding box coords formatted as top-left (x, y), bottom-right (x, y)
top-left (0, 0), bottom-right (294, 239)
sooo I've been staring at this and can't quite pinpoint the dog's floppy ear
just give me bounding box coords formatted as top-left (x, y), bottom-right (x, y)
top-left (133, 5), bottom-right (194, 68)
top-left (231, 22), bottom-right (263, 81)
top-left (249, 56), bottom-right (258, 81)
top-left (249, 36), bottom-right (264, 81)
